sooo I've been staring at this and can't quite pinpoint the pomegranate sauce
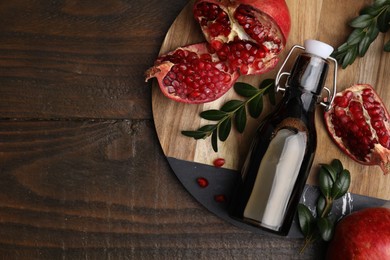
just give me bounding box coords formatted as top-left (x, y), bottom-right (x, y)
top-left (229, 40), bottom-right (334, 235)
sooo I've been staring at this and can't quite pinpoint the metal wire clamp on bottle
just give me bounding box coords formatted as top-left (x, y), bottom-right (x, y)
top-left (275, 40), bottom-right (338, 111)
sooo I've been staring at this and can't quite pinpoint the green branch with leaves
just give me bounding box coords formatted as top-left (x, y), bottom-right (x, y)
top-left (181, 79), bottom-right (277, 152)
top-left (298, 159), bottom-right (351, 253)
top-left (332, 0), bottom-right (390, 68)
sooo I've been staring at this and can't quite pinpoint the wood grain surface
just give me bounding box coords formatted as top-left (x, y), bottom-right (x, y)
top-left (0, 0), bottom-right (386, 259)
top-left (152, 0), bottom-right (390, 200)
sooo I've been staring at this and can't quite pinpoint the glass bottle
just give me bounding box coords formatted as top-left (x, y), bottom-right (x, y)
top-left (228, 40), bottom-right (337, 235)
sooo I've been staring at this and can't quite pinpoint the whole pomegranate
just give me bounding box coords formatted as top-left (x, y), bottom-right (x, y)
top-left (146, 0), bottom-right (291, 104)
top-left (326, 207), bottom-right (390, 260)
top-left (193, 0), bottom-right (290, 75)
top-left (324, 84), bottom-right (390, 174)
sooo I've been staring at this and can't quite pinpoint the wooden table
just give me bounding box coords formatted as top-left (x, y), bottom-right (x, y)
top-left (0, 0), bottom-right (387, 259)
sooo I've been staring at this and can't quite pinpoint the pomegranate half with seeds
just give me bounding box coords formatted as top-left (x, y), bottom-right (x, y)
top-left (193, 0), bottom-right (290, 75)
top-left (145, 43), bottom-right (239, 103)
top-left (324, 84), bottom-right (390, 174)
top-left (146, 0), bottom-right (291, 104)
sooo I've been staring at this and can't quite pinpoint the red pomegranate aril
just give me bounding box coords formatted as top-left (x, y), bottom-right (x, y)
top-left (380, 135), bottom-right (390, 148)
top-left (196, 177), bottom-right (209, 188)
top-left (369, 107), bottom-right (384, 117)
top-left (213, 158), bottom-right (225, 167)
top-left (324, 84), bottom-right (390, 175)
top-left (214, 194), bottom-right (227, 203)
top-left (178, 64), bottom-right (187, 71)
top-left (163, 77), bottom-right (171, 86)
top-left (373, 120), bottom-right (384, 129)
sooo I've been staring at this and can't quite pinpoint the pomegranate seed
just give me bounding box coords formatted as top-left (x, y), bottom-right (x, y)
top-left (190, 91), bottom-right (201, 98)
top-left (362, 88), bottom-right (372, 95)
top-left (213, 158), bottom-right (225, 167)
top-left (167, 71), bottom-right (176, 80)
top-left (163, 77), bottom-right (171, 86)
top-left (356, 118), bottom-right (367, 127)
top-left (196, 177), bottom-right (209, 188)
top-left (175, 50), bottom-right (185, 58)
top-left (214, 194), bottom-right (227, 203)
top-left (379, 135), bottom-right (390, 148)
top-left (372, 120), bottom-right (384, 129)
top-left (334, 96), bottom-right (349, 108)
top-left (350, 123), bottom-right (359, 133)
top-left (334, 108), bottom-right (345, 117)
top-left (167, 86), bottom-right (175, 94)
top-left (368, 107), bottom-right (383, 117)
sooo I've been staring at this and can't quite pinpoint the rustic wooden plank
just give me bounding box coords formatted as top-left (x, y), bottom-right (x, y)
top-left (0, 0), bottom-right (188, 119)
top-left (152, 0), bottom-right (390, 200)
top-left (0, 120), bottom-right (325, 258)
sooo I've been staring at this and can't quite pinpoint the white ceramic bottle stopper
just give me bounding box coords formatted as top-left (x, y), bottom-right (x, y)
top-left (304, 39), bottom-right (334, 59)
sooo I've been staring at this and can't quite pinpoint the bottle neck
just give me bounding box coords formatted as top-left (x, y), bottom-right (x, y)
top-left (287, 53), bottom-right (330, 96)
top-left (283, 53), bottom-right (329, 112)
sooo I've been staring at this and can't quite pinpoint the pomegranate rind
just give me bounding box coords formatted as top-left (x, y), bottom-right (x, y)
top-left (324, 84), bottom-right (390, 175)
top-left (326, 207), bottom-right (390, 260)
top-left (145, 43), bottom-right (240, 104)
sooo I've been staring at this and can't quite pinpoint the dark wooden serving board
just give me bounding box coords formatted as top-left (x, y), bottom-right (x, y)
top-left (151, 0), bottom-right (389, 236)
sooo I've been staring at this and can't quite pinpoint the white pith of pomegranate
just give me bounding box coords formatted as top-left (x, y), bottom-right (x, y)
top-left (324, 84), bottom-right (390, 174)
top-left (193, 0), bottom-right (291, 75)
top-left (145, 43), bottom-right (239, 103)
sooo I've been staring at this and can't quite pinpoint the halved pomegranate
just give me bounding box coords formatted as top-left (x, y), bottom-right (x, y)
top-left (146, 0), bottom-right (291, 104)
top-left (145, 43), bottom-right (239, 103)
top-left (324, 84), bottom-right (390, 174)
top-left (193, 0), bottom-right (291, 75)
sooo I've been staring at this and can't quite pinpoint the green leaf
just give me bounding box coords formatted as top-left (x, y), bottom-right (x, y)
top-left (211, 129), bottom-right (218, 152)
top-left (384, 39), bottom-right (390, 51)
top-left (377, 7), bottom-right (390, 33)
top-left (331, 169), bottom-right (351, 199)
top-left (220, 100), bottom-right (244, 112)
top-left (331, 159), bottom-right (343, 174)
top-left (235, 106), bottom-right (247, 133)
top-left (342, 45), bottom-right (358, 68)
top-left (234, 82), bottom-right (259, 97)
top-left (200, 110), bottom-right (228, 121)
top-left (316, 196), bottom-right (326, 217)
top-left (347, 28), bottom-right (365, 45)
top-left (368, 22), bottom-right (380, 40)
top-left (358, 36), bottom-right (373, 56)
top-left (248, 94), bottom-right (263, 118)
top-left (317, 217), bottom-right (334, 242)
top-left (373, 0), bottom-right (390, 8)
top-left (336, 42), bottom-right (350, 53)
top-left (332, 50), bottom-right (346, 60)
top-left (349, 14), bottom-right (373, 28)
top-left (218, 118), bottom-right (231, 142)
top-left (297, 204), bottom-right (315, 237)
top-left (198, 124), bottom-right (217, 132)
top-left (321, 164), bottom-right (338, 182)
top-left (319, 167), bottom-right (334, 198)
top-left (361, 5), bottom-right (384, 16)
top-left (181, 130), bottom-right (207, 139)
top-left (267, 87), bottom-right (276, 106)
top-left (259, 78), bottom-right (275, 90)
